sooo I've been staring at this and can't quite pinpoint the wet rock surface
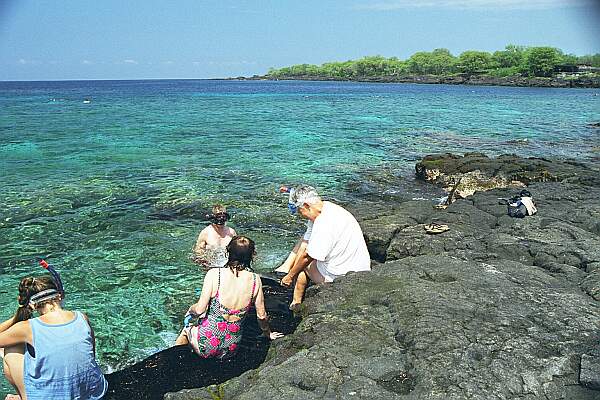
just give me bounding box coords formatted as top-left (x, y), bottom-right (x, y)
top-left (152, 154), bottom-right (600, 399)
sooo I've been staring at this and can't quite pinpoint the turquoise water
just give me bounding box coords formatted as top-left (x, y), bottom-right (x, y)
top-left (1, 80), bottom-right (599, 394)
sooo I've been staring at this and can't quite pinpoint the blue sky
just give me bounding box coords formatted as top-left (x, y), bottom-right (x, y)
top-left (1, 0), bottom-right (599, 81)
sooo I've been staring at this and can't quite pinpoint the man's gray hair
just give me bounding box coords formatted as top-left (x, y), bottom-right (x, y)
top-left (289, 185), bottom-right (321, 206)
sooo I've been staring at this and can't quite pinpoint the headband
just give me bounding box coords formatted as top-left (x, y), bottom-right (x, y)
top-left (29, 289), bottom-right (60, 306)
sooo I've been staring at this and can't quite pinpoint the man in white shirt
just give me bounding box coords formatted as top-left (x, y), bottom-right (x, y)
top-left (278, 185), bottom-right (371, 309)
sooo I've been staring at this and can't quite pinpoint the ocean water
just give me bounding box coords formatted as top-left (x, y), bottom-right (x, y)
top-left (1, 80), bottom-right (599, 393)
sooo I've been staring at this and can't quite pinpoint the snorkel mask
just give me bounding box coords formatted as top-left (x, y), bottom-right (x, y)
top-left (207, 212), bottom-right (230, 226)
top-left (281, 186), bottom-right (299, 214)
top-left (29, 259), bottom-right (65, 307)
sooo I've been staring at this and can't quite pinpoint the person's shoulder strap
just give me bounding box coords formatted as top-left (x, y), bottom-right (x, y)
top-left (216, 267), bottom-right (221, 294)
top-left (247, 273), bottom-right (258, 308)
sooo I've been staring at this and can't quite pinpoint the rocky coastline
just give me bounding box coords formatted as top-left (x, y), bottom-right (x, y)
top-left (231, 74), bottom-right (600, 89)
top-left (164, 153), bottom-right (600, 399)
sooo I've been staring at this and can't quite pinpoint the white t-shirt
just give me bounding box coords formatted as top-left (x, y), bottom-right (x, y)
top-left (304, 201), bottom-right (371, 282)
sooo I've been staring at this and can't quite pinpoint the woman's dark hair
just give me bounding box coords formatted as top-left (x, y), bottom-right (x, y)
top-left (225, 236), bottom-right (256, 277)
top-left (14, 276), bottom-right (59, 322)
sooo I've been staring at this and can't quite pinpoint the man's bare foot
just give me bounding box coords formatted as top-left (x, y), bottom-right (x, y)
top-left (289, 302), bottom-right (302, 313)
top-left (5, 394), bottom-right (22, 400)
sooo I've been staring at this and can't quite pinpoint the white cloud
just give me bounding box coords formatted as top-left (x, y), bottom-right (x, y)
top-left (123, 59), bottom-right (138, 64)
top-left (82, 60), bottom-right (93, 65)
top-left (18, 58), bottom-right (27, 64)
top-left (162, 60), bottom-right (174, 65)
top-left (354, 0), bottom-right (594, 10)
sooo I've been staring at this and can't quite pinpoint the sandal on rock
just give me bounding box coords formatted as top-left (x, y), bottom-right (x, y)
top-left (5, 395), bottom-right (22, 400)
top-left (433, 204), bottom-right (448, 210)
top-left (424, 223), bottom-right (449, 234)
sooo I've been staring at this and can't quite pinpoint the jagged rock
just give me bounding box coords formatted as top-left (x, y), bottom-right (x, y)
top-left (414, 153), bottom-right (600, 197)
top-left (580, 353), bottom-right (600, 390)
top-left (167, 255), bottom-right (600, 399)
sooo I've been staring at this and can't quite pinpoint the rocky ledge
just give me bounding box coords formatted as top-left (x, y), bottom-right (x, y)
top-left (415, 152), bottom-right (600, 198)
top-left (234, 74), bottom-right (600, 89)
top-left (166, 153), bottom-right (600, 400)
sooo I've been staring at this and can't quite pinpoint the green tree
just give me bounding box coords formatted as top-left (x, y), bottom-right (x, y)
top-left (561, 53), bottom-right (578, 66)
top-left (492, 44), bottom-right (525, 68)
top-left (429, 48), bottom-right (457, 74)
top-left (407, 52), bottom-right (434, 74)
top-left (523, 47), bottom-right (562, 77)
top-left (457, 51), bottom-right (493, 74)
top-left (577, 54), bottom-right (600, 67)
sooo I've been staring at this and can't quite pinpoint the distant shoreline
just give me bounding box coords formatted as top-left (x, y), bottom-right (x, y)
top-left (2, 76), bottom-right (598, 88)
top-left (229, 74), bottom-right (600, 89)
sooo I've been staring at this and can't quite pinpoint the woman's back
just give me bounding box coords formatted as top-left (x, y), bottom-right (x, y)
top-left (25, 311), bottom-right (108, 400)
top-left (212, 268), bottom-right (257, 314)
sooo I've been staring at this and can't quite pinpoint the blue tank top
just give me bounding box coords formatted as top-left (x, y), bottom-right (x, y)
top-left (24, 311), bottom-right (108, 400)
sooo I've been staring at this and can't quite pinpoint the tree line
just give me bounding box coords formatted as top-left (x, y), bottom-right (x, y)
top-left (267, 45), bottom-right (600, 79)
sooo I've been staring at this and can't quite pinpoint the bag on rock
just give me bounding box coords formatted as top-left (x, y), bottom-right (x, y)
top-left (506, 190), bottom-right (537, 218)
top-left (507, 200), bottom-right (528, 218)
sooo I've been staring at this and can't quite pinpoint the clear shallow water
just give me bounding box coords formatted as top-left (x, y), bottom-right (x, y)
top-left (1, 80), bottom-right (599, 393)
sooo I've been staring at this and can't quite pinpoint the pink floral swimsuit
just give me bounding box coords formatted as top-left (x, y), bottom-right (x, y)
top-left (195, 269), bottom-right (257, 359)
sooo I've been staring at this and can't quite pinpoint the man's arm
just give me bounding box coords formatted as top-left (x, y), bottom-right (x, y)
top-left (192, 228), bottom-right (209, 254)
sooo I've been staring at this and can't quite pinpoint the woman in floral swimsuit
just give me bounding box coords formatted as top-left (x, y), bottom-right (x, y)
top-left (176, 235), bottom-right (283, 358)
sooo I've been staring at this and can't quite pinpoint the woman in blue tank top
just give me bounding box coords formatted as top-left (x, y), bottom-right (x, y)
top-left (0, 272), bottom-right (107, 399)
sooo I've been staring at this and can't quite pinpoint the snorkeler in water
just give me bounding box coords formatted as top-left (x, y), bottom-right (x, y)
top-left (192, 204), bottom-right (237, 269)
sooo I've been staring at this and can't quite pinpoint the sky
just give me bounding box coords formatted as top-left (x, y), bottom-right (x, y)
top-left (0, 0), bottom-right (599, 81)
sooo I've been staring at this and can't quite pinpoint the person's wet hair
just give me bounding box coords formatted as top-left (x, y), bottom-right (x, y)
top-left (212, 204), bottom-right (226, 215)
top-left (15, 276), bottom-right (59, 322)
top-left (208, 204), bottom-right (230, 225)
top-left (225, 235), bottom-right (256, 276)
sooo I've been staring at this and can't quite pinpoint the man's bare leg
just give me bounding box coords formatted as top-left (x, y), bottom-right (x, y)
top-left (290, 260), bottom-right (323, 311)
top-left (276, 239), bottom-right (306, 273)
top-left (2, 344), bottom-right (25, 399)
top-left (290, 271), bottom-right (308, 310)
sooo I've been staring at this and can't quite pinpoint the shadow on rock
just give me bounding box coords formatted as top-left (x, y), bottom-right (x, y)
top-left (104, 274), bottom-right (299, 400)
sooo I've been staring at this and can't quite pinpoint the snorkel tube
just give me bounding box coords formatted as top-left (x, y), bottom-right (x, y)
top-left (39, 259), bottom-right (65, 297)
